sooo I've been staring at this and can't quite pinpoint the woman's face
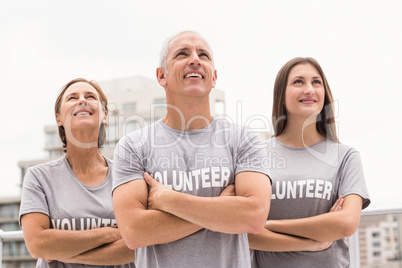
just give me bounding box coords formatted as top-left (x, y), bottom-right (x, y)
top-left (56, 82), bottom-right (106, 133)
top-left (284, 63), bottom-right (325, 119)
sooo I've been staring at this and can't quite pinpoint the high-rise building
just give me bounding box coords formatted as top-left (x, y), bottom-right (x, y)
top-left (359, 211), bottom-right (402, 268)
top-left (0, 197), bottom-right (35, 267)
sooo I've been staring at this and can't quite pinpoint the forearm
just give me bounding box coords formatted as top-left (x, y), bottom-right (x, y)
top-left (25, 227), bottom-right (119, 260)
top-left (158, 193), bottom-right (267, 234)
top-left (63, 239), bottom-right (135, 265)
top-left (248, 229), bottom-right (329, 252)
top-left (119, 208), bottom-right (202, 249)
top-left (144, 170), bottom-right (270, 234)
top-left (266, 214), bottom-right (346, 242)
top-left (266, 195), bottom-right (363, 242)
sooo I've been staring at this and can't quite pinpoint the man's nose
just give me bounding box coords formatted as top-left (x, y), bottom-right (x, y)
top-left (188, 52), bottom-right (201, 66)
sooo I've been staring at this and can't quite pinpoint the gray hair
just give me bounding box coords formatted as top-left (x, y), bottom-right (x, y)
top-left (159, 31), bottom-right (215, 72)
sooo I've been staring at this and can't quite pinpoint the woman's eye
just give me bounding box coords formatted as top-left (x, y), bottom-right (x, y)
top-left (87, 95), bottom-right (96, 99)
top-left (67, 96), bottom-right (76, 101)
top-left (313, 80), bottom-right (322, 84)
top-left (176, 52), bottom-right (187, 57)
top-left (294, 79), bottom-right (302, 84)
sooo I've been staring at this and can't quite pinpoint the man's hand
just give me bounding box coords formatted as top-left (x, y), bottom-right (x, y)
top-left (220, 184), bottom-right (235, 197)
top-left (330, 196), bottom-right (344, 213)
top-left (144, 172), bottom-right (172, 210)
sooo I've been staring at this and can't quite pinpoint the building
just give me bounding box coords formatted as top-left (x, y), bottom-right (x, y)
top-left (359, 211), bottom-right (402, 268)
top-left (1, 75), bottom-right (225, 267)
top-left (0, 197), bottom-right (35, 267)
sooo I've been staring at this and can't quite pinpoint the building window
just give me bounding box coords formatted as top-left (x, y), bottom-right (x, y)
top-left (0, 204), bottom-right (18, 219)
top-left (3, 241), bottom-right (18, 257)
top-left (19, 241), bottom-right (31, 256)
top-left (45, 131), bottom-right (59, 148)
top-left (0, 222), bottom-right (20, 232)
top-left (373, 242), bottom-right (381, 247)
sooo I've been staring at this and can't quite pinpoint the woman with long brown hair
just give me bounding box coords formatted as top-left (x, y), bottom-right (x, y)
top-left (19, 78), bottom-right (135, 267)
top-left (249, 57), bottom-right (370, 267)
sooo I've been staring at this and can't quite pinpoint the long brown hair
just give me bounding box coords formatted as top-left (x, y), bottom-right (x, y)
top-left (54, 78), bottom-right (109, 152)
top-left (272, 57), bottom-right (339, 143)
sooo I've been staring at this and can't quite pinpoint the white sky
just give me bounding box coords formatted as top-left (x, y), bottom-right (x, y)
top-left (1, 0), bottom-right (401, 210)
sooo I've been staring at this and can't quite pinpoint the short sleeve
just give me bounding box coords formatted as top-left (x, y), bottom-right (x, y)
top-left (19, 169), bottom-right (50, 226)
top-left (338, 149), bottom-right (371, 209)
top-left (234, 128), bottom-right (271, 183)
top-left (112, 134), bottom-right (147, 192)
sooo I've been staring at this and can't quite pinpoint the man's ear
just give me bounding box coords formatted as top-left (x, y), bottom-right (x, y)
top-left (212, 69), bottom-right (218, 88)
top-left (156, 67), bottom-right (167, 88)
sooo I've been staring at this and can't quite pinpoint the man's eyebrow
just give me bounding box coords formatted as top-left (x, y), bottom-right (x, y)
top-left (198, 48), bottom-right (211, 55)
top-left (172, 47), bottom-right (189, 54)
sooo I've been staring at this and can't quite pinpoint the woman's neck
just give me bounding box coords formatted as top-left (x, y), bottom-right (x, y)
top-left (277, 115), bottom-right (324, 147)
top-left (65, 146), bottom-right (106, 174)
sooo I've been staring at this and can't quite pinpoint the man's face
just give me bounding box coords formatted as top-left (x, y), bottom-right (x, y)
top-left (157, 32), bottom-right (217, 99)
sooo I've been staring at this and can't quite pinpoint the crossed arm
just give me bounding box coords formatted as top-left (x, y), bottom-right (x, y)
top-left (112, 171), bottom-right (271, 250)
top-left (248, 194), bottom-right (363, 252)
top-left (21, 213), bottom-right (135, 265)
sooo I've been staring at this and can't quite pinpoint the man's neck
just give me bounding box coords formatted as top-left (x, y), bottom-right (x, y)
top-left (163, 96), bottom-right (213, 131)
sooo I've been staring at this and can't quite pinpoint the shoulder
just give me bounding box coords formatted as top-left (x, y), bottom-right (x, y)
top-left (24, 156), bottom-right (66, 185)
top-left (315, 141), bottom-right (363, 170)
top-left (213, 118), bottom-right (261, 140)
top-left (323, 141), bottom-right (360, 157)
top-left (27, 157), bottom-right (65, 175)
top-left (116, 121), bottom-right (161, 150)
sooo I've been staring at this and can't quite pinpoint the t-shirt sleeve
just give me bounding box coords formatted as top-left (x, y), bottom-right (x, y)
top-left (338, 149), bottom-right (371, 210)
top-left (112, 134), bottom-right (147, 192)
top-left (234, 128), bottom-right (271, 183)
top-left (19, 169), bottom-right (50, 226)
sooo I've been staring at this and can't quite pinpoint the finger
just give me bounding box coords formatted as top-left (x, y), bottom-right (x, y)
top-left (144, 172), bottom-right (156, 186)
top-left (330, 196), bottom-right (344, 212)
top-left (335, 197), bottom-right (344, 211)
top-left (220, 184), bottom-right (235, 196)
top-left (338, 196), bottom-right (344, 207)
top-left (330, 197), bottom-right (340, 212)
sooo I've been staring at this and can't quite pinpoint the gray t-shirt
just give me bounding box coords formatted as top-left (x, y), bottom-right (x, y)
top-left (251, 137), bottom-right (370, 268)
top-left (19, 156), bottom-right (135, 268)
top-left (113, 118), bottom-right (270, 268)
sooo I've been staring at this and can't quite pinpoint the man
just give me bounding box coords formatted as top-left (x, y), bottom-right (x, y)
top-left (112, 31), bottom-right (271, 268)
